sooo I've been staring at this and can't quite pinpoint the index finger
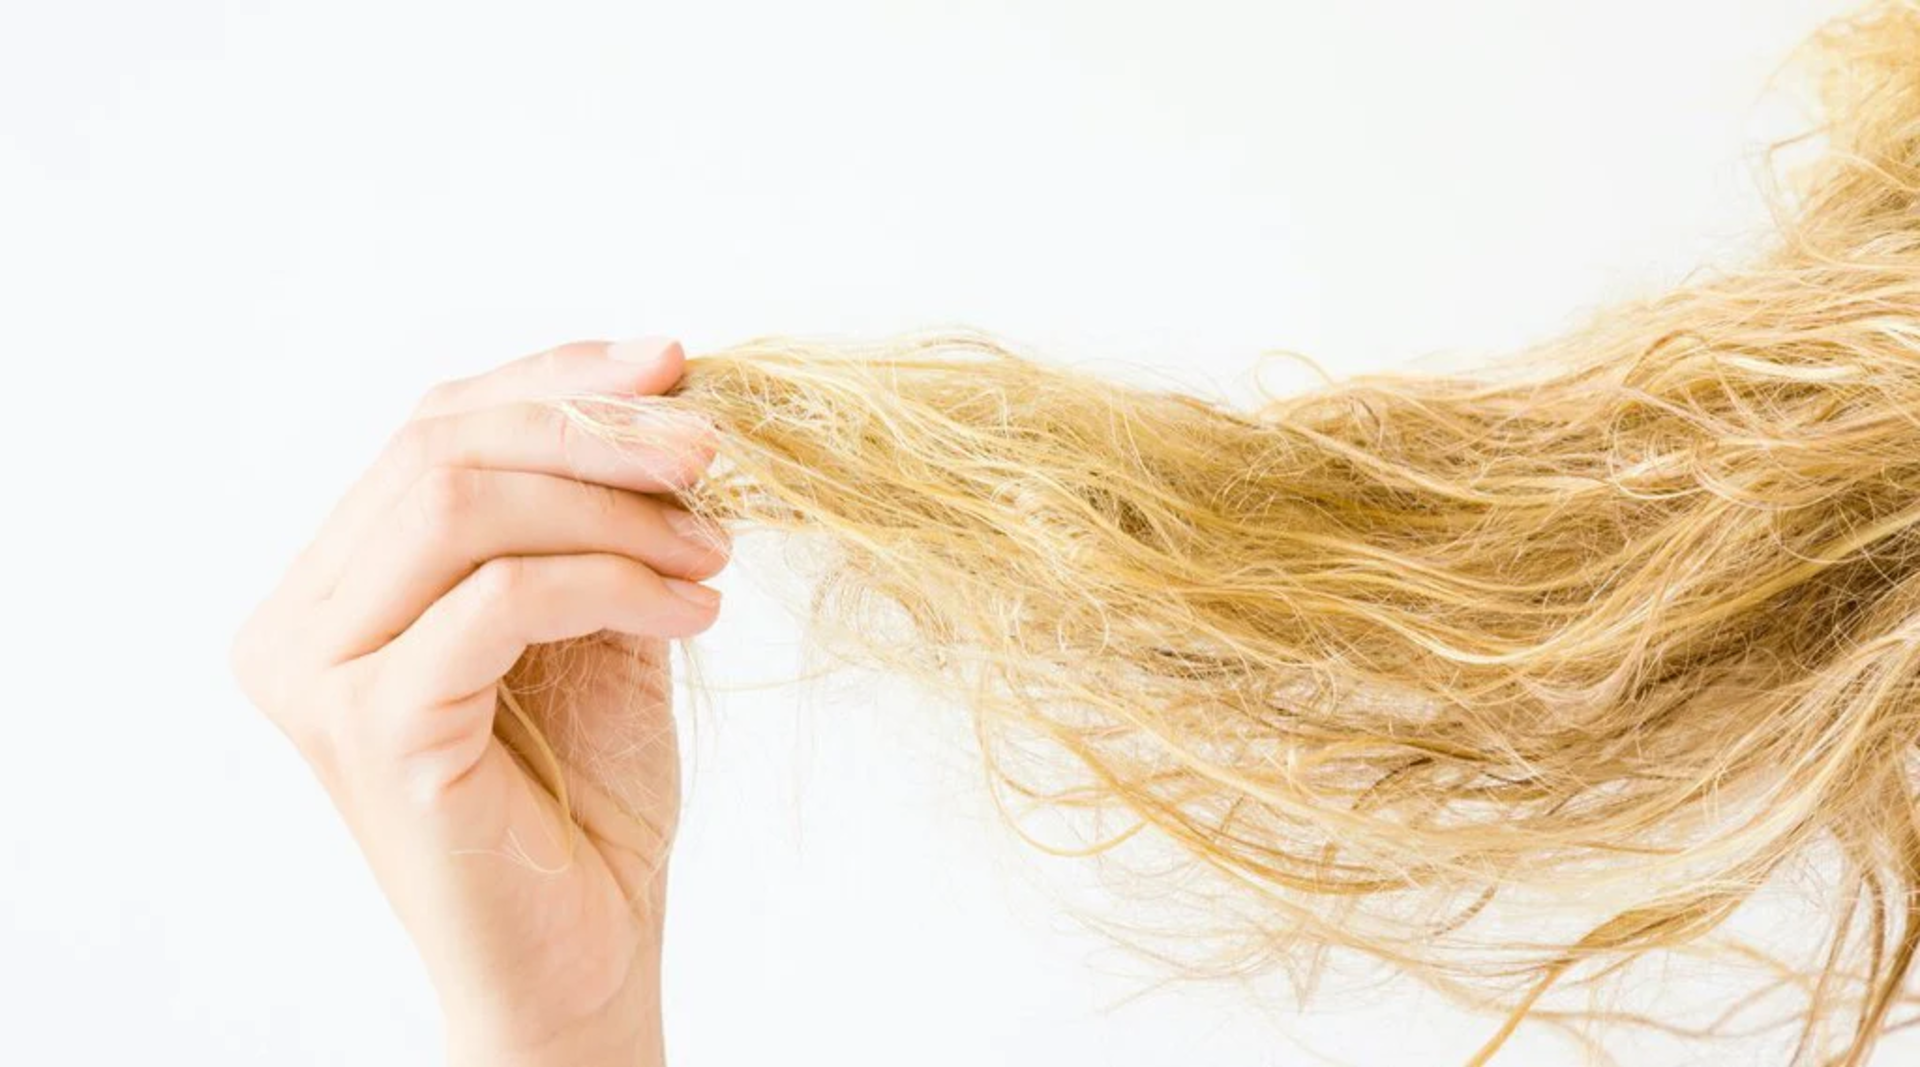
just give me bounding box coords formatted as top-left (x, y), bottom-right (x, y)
top-left (411, 337), bottom-right (686, 419)
top-left (277, 336), bottom-right (707, 606)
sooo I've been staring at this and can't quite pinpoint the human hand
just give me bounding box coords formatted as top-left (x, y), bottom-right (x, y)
top-left (231, 338), bottom-right (728, 1066)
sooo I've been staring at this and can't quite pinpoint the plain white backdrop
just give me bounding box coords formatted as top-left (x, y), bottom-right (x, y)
top-left (5, 0), bottom-right (1909, 1063)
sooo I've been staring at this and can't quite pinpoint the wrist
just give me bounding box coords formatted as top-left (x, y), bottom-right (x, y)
top-left (446, 1003), bottom-right (663, 1067)
top-left (442, 944), bottom-right (665, 1067)
top-left (447, 1020), bottom-right (662, 1067)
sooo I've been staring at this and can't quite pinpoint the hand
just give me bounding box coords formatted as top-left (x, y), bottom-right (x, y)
top-left (231, 338), bottom-right (728, 1067)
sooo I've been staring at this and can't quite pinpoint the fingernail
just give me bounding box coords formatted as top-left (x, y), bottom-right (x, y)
top-left (662, 578), bottom-right (721, 608)
top-left (663, 508), bottom-right (732, 555)
top-left (607, 336), bottom-right (683, 364)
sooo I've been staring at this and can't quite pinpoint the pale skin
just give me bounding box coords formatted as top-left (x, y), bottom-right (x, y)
top-left (230, 337), bottom-right (721, 1067)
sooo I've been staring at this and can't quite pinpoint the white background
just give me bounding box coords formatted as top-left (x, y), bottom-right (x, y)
top-left (2, 0), bottom-right (1902, 1064)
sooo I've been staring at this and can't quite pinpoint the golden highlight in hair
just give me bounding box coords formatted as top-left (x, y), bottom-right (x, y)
top-left (549, 4), bottom-right (1920, 1063)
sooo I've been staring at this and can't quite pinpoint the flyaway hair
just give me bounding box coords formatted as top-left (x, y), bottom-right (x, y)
top-left (548, 4), bottom-right (1920, 1063)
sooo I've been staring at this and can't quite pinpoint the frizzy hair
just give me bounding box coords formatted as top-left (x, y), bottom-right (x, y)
top-left (545, 4), bottom-right (1920, 1063)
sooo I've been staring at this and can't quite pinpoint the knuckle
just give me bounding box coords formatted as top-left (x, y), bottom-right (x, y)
top-left (386, 417), bottom-right (440, 475)
top-left (469, 555), bottom-right (528, 607)
top-left (408, 465), bottom-right (482, 537)
top-left (411, 377), bottom-right (465, 418)
top-left (229, 603), bottom-right (296, 716)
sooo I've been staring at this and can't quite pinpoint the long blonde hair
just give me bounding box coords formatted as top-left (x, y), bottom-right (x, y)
top-left (559, 4), bottom-right (1920, 1062)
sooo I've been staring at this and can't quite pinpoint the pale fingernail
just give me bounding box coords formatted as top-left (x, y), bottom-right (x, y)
top-left (663, 578), bottom-right (721, 608)
top-left (664, 508), bottom-right (732, 554)
top-left (607, 336), bottom-right (683, 364)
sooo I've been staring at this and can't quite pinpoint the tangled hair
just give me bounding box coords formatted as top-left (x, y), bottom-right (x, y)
top-left (554, 4), bottom-right (1920, 1063)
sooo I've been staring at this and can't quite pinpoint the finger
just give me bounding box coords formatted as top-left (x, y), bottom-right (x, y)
top-left (371, 554), bottom-right (721, 707)
top-left (289, 398), bottom-right (716, 604)
top-left (411, 337), bottom-right (686, 419)
top-left (317, 468), bottom-right (730, 662)
top-left (272, 337), bottom-right (694, 608)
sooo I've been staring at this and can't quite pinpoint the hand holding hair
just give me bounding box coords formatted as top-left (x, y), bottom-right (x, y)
top-left (231, 337), bottom-right (727, 1067)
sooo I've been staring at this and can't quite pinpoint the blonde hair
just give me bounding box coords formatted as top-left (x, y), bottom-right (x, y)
top-left (557, 4), bottom-right (1920, 1062)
